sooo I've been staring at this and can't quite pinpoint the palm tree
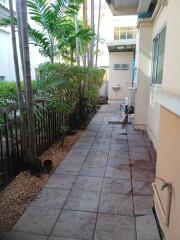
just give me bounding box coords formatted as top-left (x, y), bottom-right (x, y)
top-left (57, 18), bottom-right (92, 65)
top-left (1, 1), bottom-right (91, 64)
top-left (75, 13), bottom-right (80, 66)
top-left (15, 0), bottom-right (25, 81)
top-left (89, 0), bottom-right (94, 67)
top-left (19, 0), bottom-right (40, 173)
top-left (95, 0), bottom-right (102, 67)
top-left (27, 0), bottom-right (81, 63)
top-left (83, 0), bottom-right (88, 66)
top-left (9, 0), bottom-right (23, 108)
top-left (9, 0), bottom-right (28, 166)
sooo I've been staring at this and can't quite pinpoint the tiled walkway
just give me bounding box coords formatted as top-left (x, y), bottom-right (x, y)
top-left (7, 103), bottom-right (160, 240)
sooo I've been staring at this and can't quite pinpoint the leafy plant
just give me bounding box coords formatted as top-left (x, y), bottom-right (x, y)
top-left (38, 63), bottom-right (105, 128)
top-left (27, 0), bottom-right (92, 63)
top-left (0, 64), bottom-right (105, 129)
top-left (0, 0), bottom-right (93, 63)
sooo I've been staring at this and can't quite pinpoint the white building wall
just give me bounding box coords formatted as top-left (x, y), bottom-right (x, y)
top-left (147, 6), bottom-right (167, 149)
top-left (109, 51), bottom-right (133, 100)
top-left (0, 29), bottom-right (15, 80)
top-left (0, 1), bottom-right (46, 82)
top-left (134, 6), bottom-right (168, 150)
top-left (134, 23), bottom-right (153, 130)
top-left (0, 27), bottom-right (46, 81)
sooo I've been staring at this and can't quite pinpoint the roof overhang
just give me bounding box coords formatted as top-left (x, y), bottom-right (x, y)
top-left (106, 0), bottom-right (139, 15)
top-left (107, 40), bottom-right (136, 52)
top-left (106, 0), bottom-right (157, 18)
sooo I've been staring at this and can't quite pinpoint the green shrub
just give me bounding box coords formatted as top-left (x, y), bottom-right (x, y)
top-left (0, 64), bottom-right (105, 129)
top-left (38, 63), bottom-right (105, 128)
top-left (0, 80), bottom-right (38, 107)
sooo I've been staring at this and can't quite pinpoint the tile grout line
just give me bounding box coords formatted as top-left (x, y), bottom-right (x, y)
top-left (127, 126), bottom-right (138, 240)
top-left (91, 111), bottom-right (114, 240)
top-left (142, 131), bottom-right (156, 172)
top-left (47, 110), bottom-right (107, 239)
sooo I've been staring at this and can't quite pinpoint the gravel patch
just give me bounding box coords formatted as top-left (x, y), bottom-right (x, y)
top-left (0, 131), bottom-right (82, 239)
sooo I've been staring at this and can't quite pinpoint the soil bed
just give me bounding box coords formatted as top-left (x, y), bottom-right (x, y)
top-left (0, 131), bottom-right (82, 239)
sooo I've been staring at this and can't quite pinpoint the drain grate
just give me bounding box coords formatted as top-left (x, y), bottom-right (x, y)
top-left (108, 120), bottom-right (122, 124)
top-left (108, 120), bottom-right (131, 125)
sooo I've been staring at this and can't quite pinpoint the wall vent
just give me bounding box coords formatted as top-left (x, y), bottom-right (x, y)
top-left (113, 64), bottom-right (129, 70)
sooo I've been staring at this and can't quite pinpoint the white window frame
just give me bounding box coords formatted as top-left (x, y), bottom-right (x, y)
top-left (151, 26), bottom-right (166, 85)
top-left (114, 27), bottom-right (136, 41)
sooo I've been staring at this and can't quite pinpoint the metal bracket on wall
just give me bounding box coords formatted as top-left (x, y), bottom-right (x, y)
top-left (152, 182), bottom-right (172, 227)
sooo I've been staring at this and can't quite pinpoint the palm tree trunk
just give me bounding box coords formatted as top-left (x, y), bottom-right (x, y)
top-left (83, 0), bottom-right (87, 66)
top-left (9, 0), bottom-right (22, 107)
top-left (75, 13), bottom-right (80, 66)
top-left (9, 0), bottom-right (28, 166)
top-left (15, 0), bottom-right (25, 83)
top-left (19, 0), bottom-right (40, 173)
top-left (89, 0), bottom-right (95, 67)
top-left (95, 0), bottom-right (102, 67)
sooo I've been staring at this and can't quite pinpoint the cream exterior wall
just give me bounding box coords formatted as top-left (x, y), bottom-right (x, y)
top-left (147, 86), bottom-right (160, 149)
top-left (134, 6), bottom-right (168, 149)
top-left (162, 1), bottom-right (180, 95)
top-left (133, 23), bottom-right (152, 130)
top-left (155, 107), bottom-right (180, 240)
top-left (108, 51), bottom-right (133, 100)
top-left (146, 6), bottom-right (167, 149)
top-left (132, 1), bottom-right (180, 238)
top-left (154, 1), bottom-right (180, 239)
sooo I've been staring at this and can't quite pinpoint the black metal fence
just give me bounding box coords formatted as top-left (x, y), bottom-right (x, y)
top-left (0, 101), bottom-right (64, 188)
top-left (34, 101), bottom-right (64, 154)
top-left (0, 105), bottom-right (23, 188)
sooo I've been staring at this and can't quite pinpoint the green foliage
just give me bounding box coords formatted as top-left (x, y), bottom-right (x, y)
top-left (0, 64), bottom-right (105, 129)
top-left (57, 18), bottom-right (93, 64)
top-left (27, 0), bottom-right (92, 63)
top-left (0, 0), bottom-right (93, 63)
top-left (0, 82), bottom-right (17, 107)
top-left (0, 80), bottom-right (38, 107)
top-left (38, 64), bottom-right (104, 114)
top-left (39, 63), bottom-right (105, 128)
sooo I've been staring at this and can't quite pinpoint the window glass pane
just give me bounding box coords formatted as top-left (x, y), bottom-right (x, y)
top-left (127, 32), bottom-right (133, 39)
top-left (120, 32), bottom-right (126, 39)
top-left (152, 38), bottom-right (159, 84)
top-left (114, 32), bottom-right (119, 40)
top-left (114, 27), bottom-right (136, 40)
top-left (156, 28), bottom-right (166, 84)
top-left (151, 27), bottom-right (166, 84)
top-left (114, 27), bottom-right (120, 40)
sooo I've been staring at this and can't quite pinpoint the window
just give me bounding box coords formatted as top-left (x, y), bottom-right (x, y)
top-left (0, 76), bottom-right (5, 81)
top-left (113, 64), bottom-right (129, 70)
top-left (152, 27), bottom-right (166, 84)
top-left (114, 27), bottom-right (136, 40)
